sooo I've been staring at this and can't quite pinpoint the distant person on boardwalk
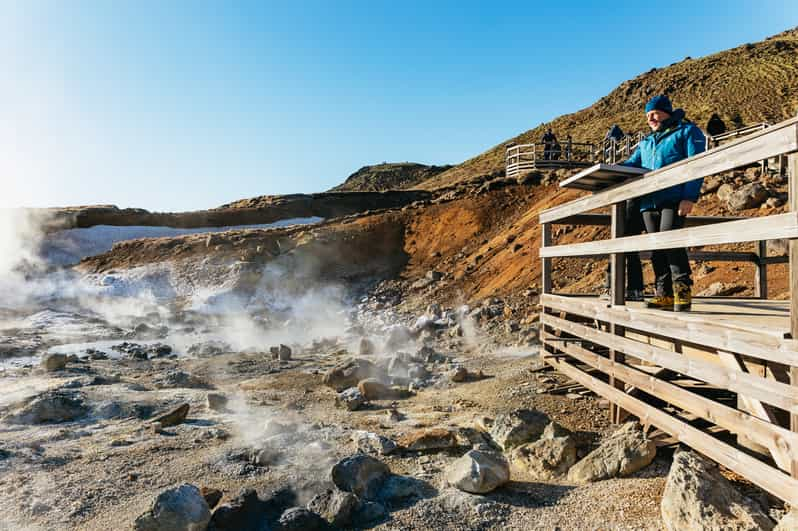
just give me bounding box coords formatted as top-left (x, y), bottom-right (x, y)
top-left (541, 128), bottom-right (557, 160)
top-left (604, 124), bottom-right (624, 162)
top-left (565, 134), bottom-right (573, 160)
top-left (623, 94), bottom-right (706, 311)
top-left (706, 113), bottom-right (726, 148)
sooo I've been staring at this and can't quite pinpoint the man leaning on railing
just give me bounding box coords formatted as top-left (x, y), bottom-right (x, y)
top-left (621, 94), bottom-right (706, 312)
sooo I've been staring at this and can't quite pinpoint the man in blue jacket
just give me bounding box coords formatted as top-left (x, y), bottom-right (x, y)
top-left (623, 95), bottom-right (706, 311)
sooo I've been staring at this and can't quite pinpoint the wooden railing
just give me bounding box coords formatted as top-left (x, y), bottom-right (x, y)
top-left (708, 122), bottom-right (770, 148)
top-left (538, 115), bottom-right (798, 506)
top-left (506, 142), bottom-right (595, 177)
top-left (596, 132), bottom-right (645, 164)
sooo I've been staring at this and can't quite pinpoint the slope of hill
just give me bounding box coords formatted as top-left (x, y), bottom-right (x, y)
top-left (330, 162), bottom-right (452, 192)
top-left (419, 27), bottom-right (798, 190)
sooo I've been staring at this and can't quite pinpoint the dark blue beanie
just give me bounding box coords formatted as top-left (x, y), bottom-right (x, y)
top-left (645, 95), bottom-right (673, 114)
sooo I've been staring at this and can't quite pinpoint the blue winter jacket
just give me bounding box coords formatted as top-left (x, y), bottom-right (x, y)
top-left (622, 110), bottom-right (706, 211)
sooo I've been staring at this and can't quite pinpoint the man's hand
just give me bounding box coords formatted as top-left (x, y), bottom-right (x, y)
top-left (678, 200), bottom-right (694, 216)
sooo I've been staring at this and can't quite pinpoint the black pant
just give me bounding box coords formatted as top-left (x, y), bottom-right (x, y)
top-left (642, 205), bottom-right (692, 295)
top-left (604, 199), bottom-right (643, 291)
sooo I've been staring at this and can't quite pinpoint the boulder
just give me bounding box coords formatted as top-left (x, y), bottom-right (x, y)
top-left (269, 344), bottom-right (292, 361)
top-left (376, 475), bottom-right (430, 502)
top-left (696, 282), bottom-right (746, 297)
top-left (510, 435), bottom-right (577, 481)
top-left (489, 409), bottom-right (550, 450)
top-left (331, 454), bottom-right (390, 500)
top-left (152, 403), bottom-right (190, 428)
top-left (277, 507), bottom-right (330, 531)
top-left (200, 487), bottom-right (223, 510)
top-left (351, 501), bottom-right (387, 526)
top-left (717, 183), bottom-right (735, 202)
top-left (661, 449), bottom-right (774, 531)
top-left (727, 183), bottom-right (769, 211)
top-left (206, 393), bottom-right (228, 412)
top-left (357, 378), bottom-right (394, 400)
top-left (450, 366), bottom-right (468, 382)
top-left (336, 388), bottom-right (365, 411)
top-left (351, 431), bottom-right (397, 456)
top-left (358, 338), bottom-right (376, 356)
top-left (445, 449), bottom-right (510, 494)
top-left (397, 428), bottom-right (460, 452)
top-left (208, 487), bottom-right (296, 531)
top-left (322, 359), bottom-right (384, 391)
top-left (567, 422), bottom-right (656, 483)
top-left (4, 390), bottom-right (89, 424)
top-left (134, 484), bottom-right (211, 531)
top-left (306, 489), bottom-right (358, 528)
top-left (153, 370), bottom-right (209, 389)
top-left (41, 353), bottom-right (68, 371)
top-left (384, 325), bottom-right (416, 352)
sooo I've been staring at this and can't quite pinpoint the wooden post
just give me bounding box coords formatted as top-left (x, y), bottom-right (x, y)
top-left (754, 239), bottom-right (768, 299)
top-left (789, 151), bottom-right (798, 479)
top-left (541, 222), bottom-right (553, 353)
top-left (610, 202), bottom-right (627, 423)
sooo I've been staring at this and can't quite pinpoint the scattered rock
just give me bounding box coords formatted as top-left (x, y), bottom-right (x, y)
top-left (331, 454), bottom-right (390, 500)
top-left (206, 393), bottom-right (228, 412)
top-left (307, 489), bottom-right (358, 528)
top-left (201, 487), bottom-right (224, 510)
top-left (727, 182), bottom-right (769, 210)
top-left (322, 358), bottom-right (384, 391)
top-left (277, 507), bottom-right (330, 531)
top-left (4, 390), bottom-right (89, 424)
top-left (152, 403), bottom-right (190, 428)
top-left (188, 341), bottom-right (231, 358)
top-left (696, 282), bottom-right (746, 297)
top-left (351, 500), bottom-right (387, 526)
top-left (446, 449), bottom-right (510, 494)
top-left (489, 409), bottom-right (550, 450)
top-left (384, 325), bottom-right (416, 352)
top-left (357, 378), bottom-right (395, 400)
top-left (351, 431), bottom-right (398, 456)
top-left (153, 370), bottom-right (209, 389)
top-left (450, 366), bottom-right (468, 382)
top-left (717, 183), bottom-right (735, 202)
top-left (567, 422), bottom-right (656, 483)
top-left (336, 387), bottom-right (365, 411)
top-left (661, 449), bottom-right (774, 531)
top-left (270, 344), bottom-right (292, 361)
top-left (41, 353), bottom-right (68, 371)
top-left (208, 487), bottom-right (296, 531)
top-left (134, 484), bottom-right (211, 531)
top-left (397, 428), bottom-right (460, 452)
top-left (510, 434), bottom-right (577, 480)
top-left (376, 475), bottom-right (430, 502)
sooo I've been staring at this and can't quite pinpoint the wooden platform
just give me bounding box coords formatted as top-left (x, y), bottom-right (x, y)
top-left (559, 163), bottom-right (648, 191)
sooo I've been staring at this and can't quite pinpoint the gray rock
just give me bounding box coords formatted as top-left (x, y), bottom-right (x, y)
top-left (206, 393), bottom-right (228, 412)
top-left (661, 449), bottom-right (774, 531)
top-left (357, 378), bottom-right (394, 400)
top-left (446, 449), bottom-right (510, 494)
top-left (358, 338), bottom-right (376, 356)
top-left (134, 484), bottom-right (211, 531)
top-left (277, 507), bottom-right (330, 530)
top-left (384, 325), bottom-right (416, 352)
top-left (322, 358), bottom-right (384, 391)
top-left (4, 390), bottom-right (88, 424)
top-left (489, 409), bottom-right (550, 450)
top-left (336, 388), bottom-right (365, 411)
top-left (351, 431), bottom-right (397, 456)
top-left (269, 344), bottom-right (292, 361)
top-left (351, 501), bottom-right (387, 526)
top-left (153, 370), bottom-right (209, 389)
top-left (41, 353), bottom-right (68, 371)
top-left (377, 475), bottom-right (430, 502)
top-left (306, 489), bottom-right (358, 528)
top-left (567, 422), bottom-right (656, 483)
top-left (331, 454), bottom-right (390, 500)
top-left (727, 183), bottom-right (769, 211)
top-left (717, 183), bottom-right (735, 202)
top-left (450, 366), bottom-right (468, 382)
top-left (510, 435), bottom-right (577, 480)
top-left (438, 488), bottom-right (496, 514)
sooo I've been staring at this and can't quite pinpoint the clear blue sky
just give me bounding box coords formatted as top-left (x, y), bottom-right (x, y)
top-left (2, 1), bottom-right (796, 211)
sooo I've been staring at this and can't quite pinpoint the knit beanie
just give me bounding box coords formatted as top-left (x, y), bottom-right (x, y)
top-left (645, 95), bottom-right (673, 114)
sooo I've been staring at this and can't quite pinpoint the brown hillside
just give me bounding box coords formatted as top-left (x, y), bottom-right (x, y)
top-left (418, 27), bottom-right (798, 190)
top-left (329, 162), bottom-right (452, 192)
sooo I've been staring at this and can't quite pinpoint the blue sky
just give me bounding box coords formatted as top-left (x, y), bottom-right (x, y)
top-left (2, 1), bottom-right (797, 211)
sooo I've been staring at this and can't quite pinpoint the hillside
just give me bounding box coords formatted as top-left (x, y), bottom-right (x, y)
top-left (330, 162), bottom-right (452, 192)
top-left (418, 27), bottom-right (798, 190)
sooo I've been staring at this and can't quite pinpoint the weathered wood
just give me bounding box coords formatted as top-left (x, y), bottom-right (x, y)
top-left (541, 223), bottom-right (552, 295)
top-left (541, 313), bottom-right (798, 412)
top-left (610, 202), bottom-right (627, 422)
top-left (542, 294), bottom-right (798, 367)
top-left (540, 116), bottom-right (798, 224)
top-left (573, 251), bottom-right (761, 262)
top-left (544, 355), bottom-right (798, 507)
top-left (540, 212), bottom-right (798, 258)
top-left (790, 151), bottom-right (798, 478)
top-left (553, 213), bottom-right (748, 228)
top-left (542, 332), bottom-right (798, 471)
top-left (755, 239), bottom-right (768, 299)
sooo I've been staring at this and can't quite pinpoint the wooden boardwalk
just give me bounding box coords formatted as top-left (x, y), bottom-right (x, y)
top-left (538, 115), bottom-right (798, 506)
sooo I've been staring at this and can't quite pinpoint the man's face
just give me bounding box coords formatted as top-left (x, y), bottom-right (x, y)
top-left (646, 110), bottom-right (670, 131)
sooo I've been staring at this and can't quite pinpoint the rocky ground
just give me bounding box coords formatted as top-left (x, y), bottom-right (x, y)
top-left (0, 272), bottom-right (793, 530)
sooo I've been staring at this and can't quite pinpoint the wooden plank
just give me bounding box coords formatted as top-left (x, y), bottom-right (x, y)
top-left (540, 212), bottom-right (798, 258)
top-left (577, 251), bottom-right (760, 262)
top-left (610, 202), bottom-right (627, 423)
top-left (540, 116), bottom-right (798, 224)
top-left (542, 223), bottom-right (552, 295)
top-left (544, 355), bottom-right (798, 506)
top-left (542, 332), bottom-right (798, 471)
top-left (559, 163), bottom-right (648, 191)
top-left (554, 213), bottom-right (748, 228)
top-left (542, 294), bottom-right (798, 369)
top-left (790, 151), bottom-right (798, 479)
top-left (541, 313), bottom-right (798, 412)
